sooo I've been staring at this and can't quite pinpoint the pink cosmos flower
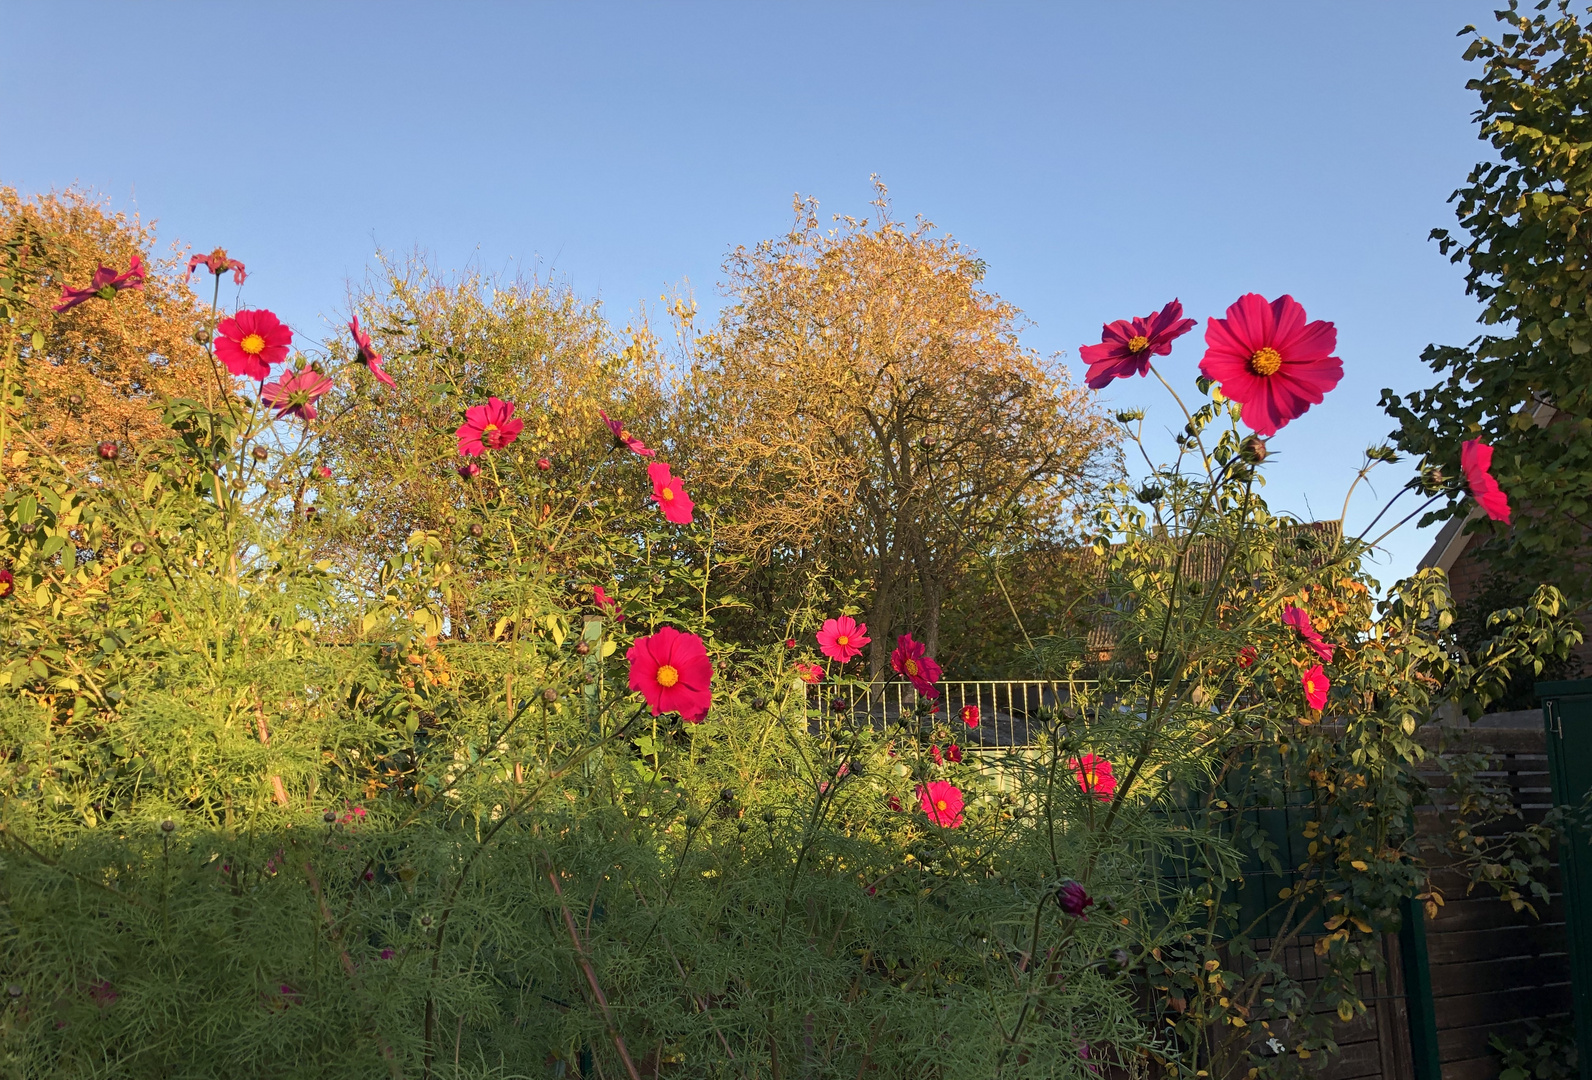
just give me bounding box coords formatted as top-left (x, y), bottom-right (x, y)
top-left (647, 461), bottom-right (695, 524)
top-left (215, 309), bottom-right (292, 380)
top-left (1199, 294), bottom-right (1343, 436)
top-left (890, 633), bottom-right (942, 698)
top-left (1070, 754), bottom-right (1116, 802)
top-left (186, 247), bottom-right (247, 284)
top-left (54, 254), bottom-right (146, 312)
top-left (960, 704), bottom-right (981, 729)
top-left (1302, 664), bottom-right (1329, 711)
top-left (1460, 439), bottom-right (1512, 524)
top-left (1281, 605), bottom-right (1334, 663)
top-left (1057, 880), bottom-right (1093, 918)
top-left (457, 461), bottom-right (481, 480)
top-left (795, 662), bottom-right (824, 684)
top-left (261, 368), bottom-right (334, 421)
top-left (627, 625), bottom-right (713, 722)
top-left (0, 569), bottom-right (12, 599)
top-left (456, 397), bottom-right (524, 456)
top-left (599, 409), bottom-right (655, 456)
top-left (348, 316), bottom-right (395, 388)
top-left (816, 616), bottom-right (870, 663)
top-left (1078, 299), bottom-right (1197, 389)
top-left (594, 585), bottom-right (624, 622)
top-left (917, 780), bottom-right (964, 828)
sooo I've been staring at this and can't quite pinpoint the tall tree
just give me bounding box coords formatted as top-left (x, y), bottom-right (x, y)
top-left (682, 183), bottom-right (1117, 669)
top-left (1383, 0), bottom-right (1592, 604)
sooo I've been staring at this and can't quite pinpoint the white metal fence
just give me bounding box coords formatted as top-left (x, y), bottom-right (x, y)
top-left (802, 678), bottom-right (1092, 748)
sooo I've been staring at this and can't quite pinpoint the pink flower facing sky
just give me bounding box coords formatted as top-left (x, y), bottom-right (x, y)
top-left (1199, 294), bottom-right (1343, 437)
top-left (186, 247), bottom-right (247, 284)
top-left (627, 625), bottom-right (713, 723)
top-left (594, 585), bottom-right (623, 622)
top-left (647, 461), bottom-right (695, 524)
top-left (215, 309), bottom-right (292, 380)
top-left (890, 633), bottom-right (942, 698)
top-left (261, 369), bottom-right (334, 421)
top-left (817, 616), bottom-right (870, 663)
top-left (918, 780), bottom-right (964, 828)
top-left (348, 316), bottom-right (395, 388)
top-left (1078, 299), bottom-right (1197, 390)
top-left (1460, 439), bottom-right (1512, 524)
top-left (54, 254), bottom-right (146, 312)
top-left (1070, 754), bottom-right (1116, 802)
top-left (456, 397), bottom-right (524, 457)
top-left (600, 409), bottom-right (655, 457)
top-left (1302, 664), bottom-right (1330, 711)
top-left (1280, 605), bottom-right (1335, 664)
top-left (795, 662), bottom-right (824, 684)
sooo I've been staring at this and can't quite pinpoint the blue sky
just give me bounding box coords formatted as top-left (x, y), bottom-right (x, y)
top-left (2, 1), bottom-right (1501, 582)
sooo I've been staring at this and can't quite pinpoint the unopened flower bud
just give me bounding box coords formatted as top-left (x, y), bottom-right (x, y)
top-left (542, 688), bottom-right (558, 704)
top-left (1239, 436), bottom-right (1268, 464)
top-left (131, 541), bottom-right (147, 555)
top-left (420, 915), bottom-right (432, 927)
top-left (686, 812), bottom-right (704, 828)
top-left (323, 810), bottom-right (337, 823)
top-left (575, 641), bottom-right (591, 656)
top-left (251, 445), bottom-right (269, 462)
top-left (761, 810), bottom-right (776, 824)
top-left (160, 818), bottom-right (176, 833)
top-left (720, 787), bottom-right (736, 803)
top-left (1136, 485), bottom-right (1164, 504)
top-left (97, 441), bottom-right (119, 461)
top-left (469, 523), bottom-right (483, 538)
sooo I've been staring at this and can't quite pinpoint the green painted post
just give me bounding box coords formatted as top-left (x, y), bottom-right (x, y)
top-left (1538, 679), bottom-right (1592, 1080)
top-left (1399, 893), bottom-right (1443, 1080)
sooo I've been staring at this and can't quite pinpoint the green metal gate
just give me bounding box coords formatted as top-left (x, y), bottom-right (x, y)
top-left (1538, 679), bottom-right (1592, 1080)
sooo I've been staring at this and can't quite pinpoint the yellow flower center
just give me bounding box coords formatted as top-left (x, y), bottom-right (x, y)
top-left (482, 423), bottom-right (498, 436)
top-left (935, 799), bottom-right (948, 812)
top-left (662, 487), bottom-right (674, 501)
top-left (239, 333), bottom-right (266, 355)
top-left (1249, 347), bottom-right (1283, 376)
top-left (1126, 334), bottom-right (1150, 353)
top-left (656, 664), bottom-right (679, 688)
top-left (1306, 678), bottom-right (1316, 695)
top-left (904, 658), bottom-right (919, 676)
top-left (837, 635), bottom-right (849, 646)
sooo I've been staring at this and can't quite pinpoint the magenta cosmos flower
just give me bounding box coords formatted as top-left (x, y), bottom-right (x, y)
top-left (1056, 880), bottom-right (1093, 918)
top-left (348, 316), bottom-right (395, 388)
top-left (1302, 664), bottom-right (1330, 711)
top-left (1460, 439), bottom-right (1511, 524)
top-left (215, 309), bottom-right (292, 381)
top-left (1069, 754), bottom-right (1116, 802)
top-left (960, 704), bottom-right (980, 729)
top-left (186, 247), bottom-right (247, 284)
top-left (455, 397), bottom-right (524, 457)
top-left (261, 368), bottom-right (334, 421)
top-left (647, 461), bottom-right (695, 524)
top-left (795, 662), bottom-right (823, 684)
top-left (1199, 294), bottom-right (1343, 436)
top-left (1078, 299), bottom-right (1197, 390)
top-left (917, 780), bottom-right (964, 828)
top-left (890, 633), bottom-right (942, 698)
top-left (816, 616), bottom-right (870, 663)
top-left (599, 409), bottom-right (655, 457)
top-left (54, 254), bottom-right (146, 312)
top-left (0, 568), bottom-right (13, 599)
top-left (593, 585), bottom-right (624, 622)
top-left (627, 625), bottom-right (713, 723)
top-left (1281, 605), bottom-right (1334, 663)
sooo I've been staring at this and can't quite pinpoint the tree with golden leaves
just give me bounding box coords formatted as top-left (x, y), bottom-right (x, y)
top-left (682, 182), bottom-right (1118, 670)
top-left (0, 187), bottom-right (218, 481)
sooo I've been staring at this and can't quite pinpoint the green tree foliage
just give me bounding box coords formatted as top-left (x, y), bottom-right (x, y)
top-left (1383, 0), bottom-right (1592, 602)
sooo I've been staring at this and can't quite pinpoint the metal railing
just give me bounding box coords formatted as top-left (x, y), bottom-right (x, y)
top-left (802, 678), bottom-right (1093, 748)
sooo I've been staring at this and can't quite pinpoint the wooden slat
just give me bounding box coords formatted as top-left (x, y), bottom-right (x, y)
top-left (1426, 922), bottom-right (1572, 965)
top-left (1429, 954), bottom-right (1572, 996)
top-left (1433, 983), bottom-right (1573, 1030)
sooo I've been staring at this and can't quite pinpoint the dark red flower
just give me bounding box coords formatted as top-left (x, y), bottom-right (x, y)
top-left (594, 585), bottom-right (624, 622)
top-left (784, 638), bottom-right (796, 649)
top-left (186, 247), bottom-right (247, 284)
top-left (54, 254), bottom-right (146, 312)
top-left (917, 780), bottom-right (964, 828)
top-left (647, 461), bottom-right (695, 524)
top-left (1199, 294), bottom-right (1342, 436)
top-left (537, 457), bottom-right (552, 471)
top-left (0, 569), bottom-right (13, 599)
top-left (1237, 645), bottom-right (1258, 668)
top-left (887, 794), bottom-right (903, 812)
top-left (260, 368), bottom-right (334, 421)
top-left (627, 625), bottom-right (713, 722)
top-left (1281, 605), bottom-right (1334, 663)
top-left (348, 316), bottom-right (395, 388)
top-left (1057, 880), bottom-right (1093, 918)
top-left (890, 633), bottom-right (942, 698)
top-left (215, 309), bottom-right (292, 380)
top-left (960, 704), bottom-right (981, 729)
top-left (947, 743), bottom-right (963, 764)
top-left (457, 461), bottom-right (481, 480)
top-left (97, 441), bottom-right (119, 461)
top-left (1078, 299), bottom-right (1197, 389)
top-left (1460, 439), bottom-right (1512, 524)
top-left (456, 397), bottom-right (524, 456)
top-left (317, 465), bottom-right (332, 479)
top-left (599, 409), bottom-right (655, 456)
top-left (929, 743), bottom-right (944, 765)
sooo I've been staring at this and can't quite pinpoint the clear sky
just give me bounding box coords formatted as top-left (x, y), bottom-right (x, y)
top-left (1, 1), bottom-right (1502, 583)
